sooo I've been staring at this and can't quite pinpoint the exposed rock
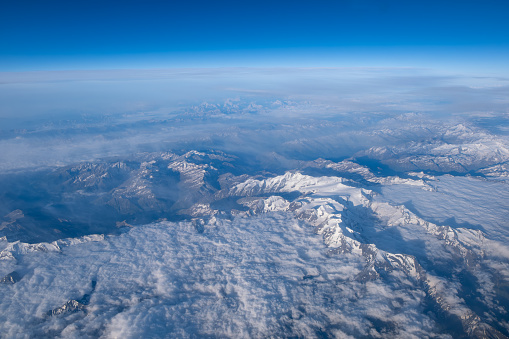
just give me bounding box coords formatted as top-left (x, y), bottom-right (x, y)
top-left (0, 271), bottom-right (21, 284)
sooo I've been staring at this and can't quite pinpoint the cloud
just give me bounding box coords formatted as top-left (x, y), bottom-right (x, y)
top-left (0, 215), bottom-right (446, 338)
top-left (0, 67), bottom-right (508, 172)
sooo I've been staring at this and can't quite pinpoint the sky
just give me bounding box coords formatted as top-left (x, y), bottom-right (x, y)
top-left (1, 0), bottom-right (509, 72)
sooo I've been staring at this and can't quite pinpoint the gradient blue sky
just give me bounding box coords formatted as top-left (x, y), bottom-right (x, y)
top-left (1, 0), bottom-right (508, 72)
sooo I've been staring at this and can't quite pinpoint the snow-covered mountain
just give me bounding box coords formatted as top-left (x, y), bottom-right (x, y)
top-left (1, 147), bottom-right (508, 338)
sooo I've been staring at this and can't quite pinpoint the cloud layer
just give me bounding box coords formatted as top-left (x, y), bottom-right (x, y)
top-left (0, 215), bottom-right (450, 338)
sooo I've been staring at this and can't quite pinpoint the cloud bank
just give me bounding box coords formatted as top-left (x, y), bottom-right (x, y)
top-left (0, 68), bottom-right (508, 173)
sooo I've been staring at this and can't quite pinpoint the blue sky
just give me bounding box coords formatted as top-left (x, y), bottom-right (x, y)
top-left (1, 0), bottom-right (508, 72)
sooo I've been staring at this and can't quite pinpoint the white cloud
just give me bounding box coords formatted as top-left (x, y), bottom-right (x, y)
top-left (0, 215), bottom-right (446, 338)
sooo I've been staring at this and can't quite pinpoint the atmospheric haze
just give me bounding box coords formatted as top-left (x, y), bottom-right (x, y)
top-left (1, 67), bottom-right (509, 338)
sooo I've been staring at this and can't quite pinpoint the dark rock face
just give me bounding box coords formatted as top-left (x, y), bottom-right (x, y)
top-left (46, 299), bottom-right (87, 317)
top-left (46, 280), bottom-right (96, 317)
top-left (0, 271), bottom-right (21, 284)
